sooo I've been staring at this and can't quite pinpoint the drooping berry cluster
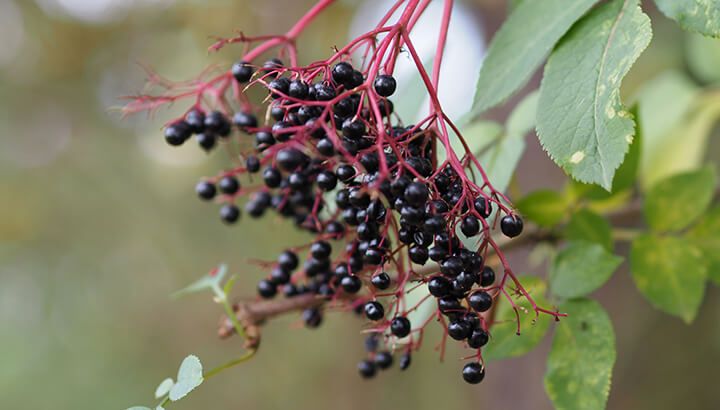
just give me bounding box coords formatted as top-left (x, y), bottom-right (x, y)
top-left (124, 0), bottom-right (559, 385)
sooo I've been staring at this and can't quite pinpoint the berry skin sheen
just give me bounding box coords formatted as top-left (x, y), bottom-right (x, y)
top-left (390, 316), bottom-right (411, 338)
top-left (462, 362), bottom-right (485, 384)
top-left (195, 181), bottom-right (216, 200)
top-left (364, 301), bottom-right (385, 321)
top-left (374, 74), bottom-right (397, 97)
top-left (231, 61), bottom-right (253, 83)
top-left (500, 214), bottom-right (524, 238)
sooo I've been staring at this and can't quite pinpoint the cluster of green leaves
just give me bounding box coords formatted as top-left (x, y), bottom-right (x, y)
top-left (463, 1), bottom-right (720, 409)
top-left (474, 0), bottom-right (719, 190)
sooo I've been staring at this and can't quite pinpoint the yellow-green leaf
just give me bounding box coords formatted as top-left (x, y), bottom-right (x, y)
top-left (565, 209), bottom-right (613, 251)
top-left (545, 298), bottom-right (616, 410)
top-left (550, 241), bottom-right (623, 299)
top-left (630, 234), bottom-right (708, 323)
top-left (643, 166), bottom-right (717, 232)
top-left (516, 190), bottom-right (569, 227)
top-left (484, 276), bottom-right (552, 361)
top-left (686, 206), bottom-right (720, 284)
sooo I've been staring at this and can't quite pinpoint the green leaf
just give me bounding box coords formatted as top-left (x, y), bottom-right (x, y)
top-left (630, 234), bottom-right (707, 323)
top-left (173, 264), bottom-right (227, 300)
top-left (686, 206), bottom-right (720, 285)
top-left (545, 298), bottom-right (616, 410)
top-left (640, 92), bottom-right (720, 189)
top-left (643, 166), bottom-right (717, 232)
top-left (449, 120), bottom-right (504, 159)
top-left (168, 355), bottom-right (204, 402)
top-left (565, 209), bottom-right (613, 251)
top-left (516, 190), bottom-right (569, 227)
top-left (537, 0), bottom-right (652, 190)
top-left (611, 104), bottom-right (642, 193)
top-left (126, 407), bottom-right (152, 410)
top-left (570, 104), bottom-right (641, 198)
top-left (507, 90), bottom-right (540, 136)
top-left (655, 0), bottom-right (720, 37)
top-left (154, 377), bottom-right (174, 399)
top-left (634, 71), bottom-right (699, 155)
top-left (478, 92), bottom-right (539, 192)
top-left (550, 241), bottom-right (623, 299)
top-left (686, 32), bottom-right (720, 83)
top-left (472, 0), bottom-right (598, 113)
top-left (484, 276), bottom-right (552, 361)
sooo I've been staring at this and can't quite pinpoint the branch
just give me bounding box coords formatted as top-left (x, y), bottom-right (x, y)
top-left (218, 200), bottom-right (649, 342)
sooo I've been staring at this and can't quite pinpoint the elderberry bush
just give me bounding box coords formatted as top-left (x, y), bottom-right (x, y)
top-left (124, 0), bottom-right (561, 388)
top-left (161, 59), bottom-right (528, 383)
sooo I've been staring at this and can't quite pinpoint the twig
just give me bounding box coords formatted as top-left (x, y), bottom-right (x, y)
top-left (218, 197), bottom-right (649, 342)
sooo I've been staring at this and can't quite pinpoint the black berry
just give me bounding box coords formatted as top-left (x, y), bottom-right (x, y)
top-left (428, 276), bottom-right (452, 297)
top-left (468, 291), bottom-right (492, 312)
top-left (479, 266), bottom-right (495, 287)
top-left (232, 61), bottom-right (253, 83)
top-left (257, 278), bottom-right (277, 299)
top-left (371, 272), bottom-right (391, 290)
top-left (467, 329), bottom-right (489, 349)
top-left (374, 74), bottom-right (397, 97)
top-left (500, 215), bottom-right (523, 238)
top-left (374, 351), bottom-right (393, 370)
top-left (278, 250), bottom-right (299, 271)
top-left (358, 360), bottom-right (377, 379)
top-left (220, 204), bottom-right (240, 224)
top-left (390, 316), bottom-right (411, 338)
top-left (462, 362), bottom-right (485, 384)
top-left (364, 301), bottom-right (385, 321)
top-left (218, 175), bottom-right (240, 195)
top-left (195, 181), bottom-right (216, 200)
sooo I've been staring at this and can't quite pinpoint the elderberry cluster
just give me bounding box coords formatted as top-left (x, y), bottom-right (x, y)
top-left (161, 57), bottom-right (524, 384)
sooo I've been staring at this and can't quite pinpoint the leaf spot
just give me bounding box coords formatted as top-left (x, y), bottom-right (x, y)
top-left (570, 151), bottom-right (586, 164)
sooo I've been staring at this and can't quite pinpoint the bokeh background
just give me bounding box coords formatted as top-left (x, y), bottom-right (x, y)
top-left (1, 1), bottom-right (719, 409)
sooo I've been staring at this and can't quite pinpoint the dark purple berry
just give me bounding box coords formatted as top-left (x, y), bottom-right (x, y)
top-left (220, 204), bottom-right (240, 224)
top-left (231, 61), bottom-right (253, 83)
top-left (500, 215), bottom-right (523, 238)
top-left (358, 360), bottom-right (377, 379)
top-left (303, 307), bottom-right (323, 328)
top-left (390, 316), bottom-right (411, 338)
top-left (164, 121), bottom-right (191, 146)
top-left (195, 181), bottom-right (216, 200)
top-left (278, 250), bottom-right (299, 271)
top-left (462, 362), bottom-right (485, 384)
top-left (467, 329), bottom-right (489, 349)
top-left (331, 62), bottom-right (354, 84)
top-left (218, 175), bottom-right (240, 195)
top-left (374, 74), bottom-right (397, 97)
top-left (479, 266), bottom-right (495, 287)
top-left (374, 351), bottom-right (393, 370)
top-left (257, 279), bottom-right (277, 299)
top-left (468, 291), bottom-right (492, 312)
top-left (364, 301), bottom-right (385, 321)
top-left (371, 272), bottom-right (391, 290)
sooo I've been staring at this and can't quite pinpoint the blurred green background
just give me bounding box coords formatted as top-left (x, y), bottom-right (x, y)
top-left (1, 1), bottom-right (718, 409)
